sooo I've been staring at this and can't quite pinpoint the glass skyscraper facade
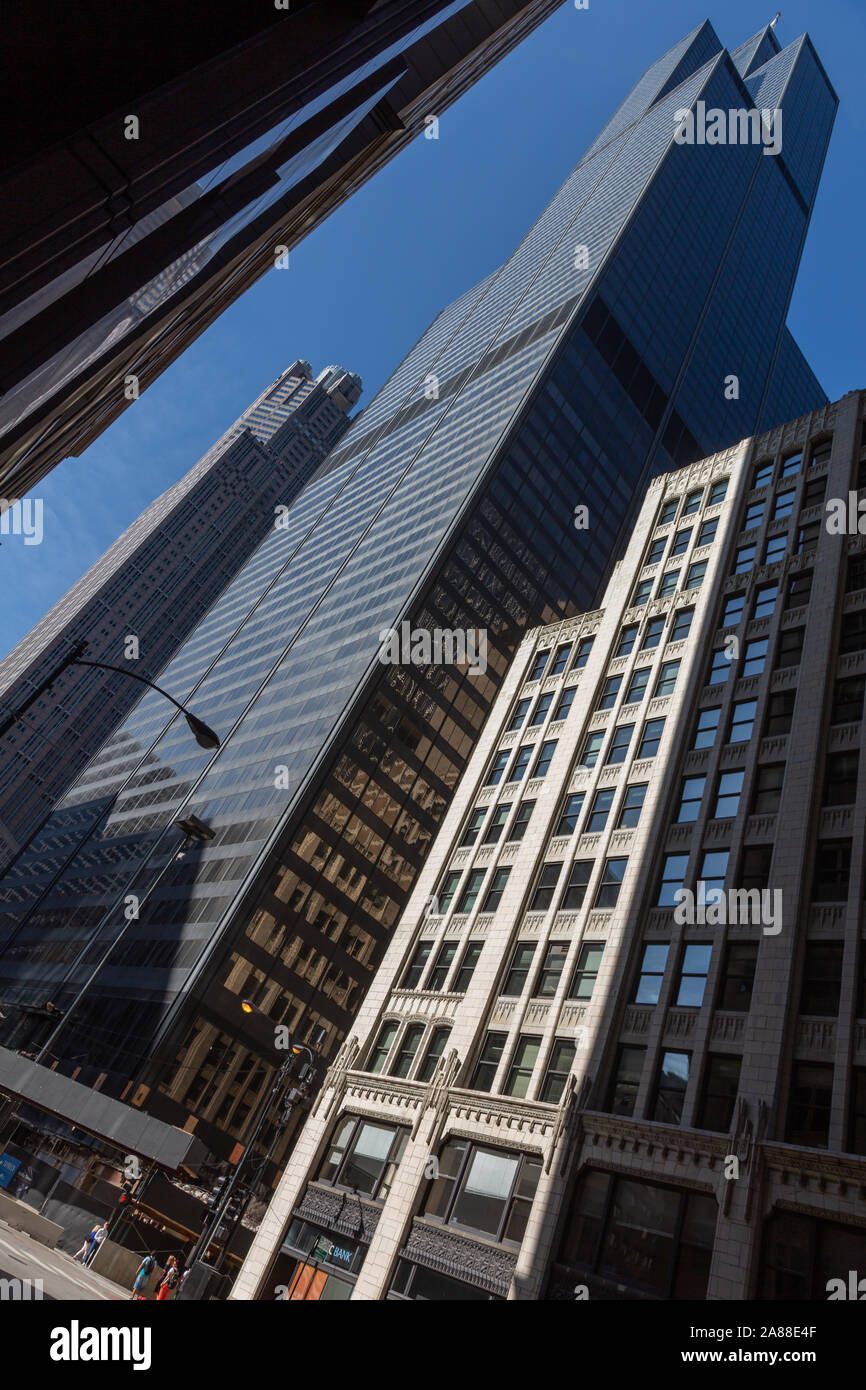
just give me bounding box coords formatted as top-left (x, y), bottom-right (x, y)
top-left (0, 21), bottom-right (836, 1196)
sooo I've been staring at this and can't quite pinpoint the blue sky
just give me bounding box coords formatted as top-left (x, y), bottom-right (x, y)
top-left (3, 0), bottom-right (864, 661)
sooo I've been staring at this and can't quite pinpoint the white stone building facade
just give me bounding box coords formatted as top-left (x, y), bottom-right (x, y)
top-left (233, 391), bottom-right (866, 1301)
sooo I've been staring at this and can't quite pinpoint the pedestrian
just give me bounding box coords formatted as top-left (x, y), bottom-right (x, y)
top-left (131, 1252), bottom-right (157, 1300)
top-left (156, 1256), bottom-right (179, 1300)
top-left (84, 1221), bottom-right (109, 1266)
top-left (73, 1223), bottom-right (102, 1263)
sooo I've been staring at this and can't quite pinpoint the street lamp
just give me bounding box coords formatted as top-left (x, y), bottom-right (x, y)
top-left (0, 639), bottom-right (220, 748)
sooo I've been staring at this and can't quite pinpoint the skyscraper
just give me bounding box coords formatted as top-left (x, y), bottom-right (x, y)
top-left (0, 0), bottom-right (565, 498)
top-left (0, 361), bottom-right (361, 871)
top-left (230, 392), bottom-right (865, 1302)
top-left (0, 21), bottom-right (835, 1216)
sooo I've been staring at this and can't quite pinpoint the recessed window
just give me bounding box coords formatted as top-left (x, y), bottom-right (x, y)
top-left (773, 489), bottom-right (795, 519)
top-left (823, 751), bottom-right (858, 807)
top-left (587, 787), bottom-right (615, 833)
top-left (608, 1045), bottom-right (645, 1116)
top-left (401, 941), bottom-right (433, 989)
top-left (367, 1021), bottom-right (399, 1073)
top-left (775, 627), bottom-right (804, 669)
top-left (527, 649), bottom-right (551, 682)
top-left (555, 792), bottom-right (585, 837)
top-left (683, 489), bottom-right (702, 515)
top-left (580, 730), bottom-right (605, 767)
top-left (670, 607), bottom-right (693, 643)
top-left (685, 560), bottom-right (707, 590)
top-left (530, 863), bottom-right (563, 912)
top-left (318, 1115), bottom-right (408, 1198)
top-left (654, 660), bottom-right (680, 698)
top-left (617, 783), bottom-right (647, 828)
top-left (572, 636), bottom-right (594, 669)
top-left (597, 675), bottom-right (622, 710)
top-left (637, 717), bottom-right (665, 758)
top-left (455, 869), bottom-right (486, 914)
top-left (508, 745), bottom-right (533, 782)
top-left (653, 1051), bottom-right (690, 1123)
top-left (481, 867), bottom-right (511, 914)
top-left (616, 624), bottom-right (639, 656)
top-left (553, 686), bottom-right (576, 721)
top-left (423, 1139), bottom-right (541, 1247)
top-left (482, 803), bottom-right (511, 844)
top-left (693, 705), bottom-right (720, 749)
top-left (534, 942), bottom-right (569, 998)
top-left (645, 537), bottom-right (666, 566)
top-left (676, 775), bottom-right (705, 823)
top-left (417, 1027), bottom-right (451, 1083)
top-left (594, 857), bottom-right (627, 908)
top-left (714, 770), bottom-right (744, 819)
top-left (485, 751), bottom-right (509, 786)
top-left (471, 1033), bottom-right (507, 1091)
top-left (697, 518), bottom-right (717, 547)
top-left (717, 942), bottom-right (758, 1012)
top-left (780, 451), bottom-right (802, 478)
top-left (641, 616), bottom-right (665, 649)
top-left (507, 697), bottom-right (531, 732)
top-left (562, 860), bottom-right (593, 910)
top-left (605, 722), bottom-right (634, 764)
top-left (721, 592), bottom-right (745, 626)
top-left (502, 944), bottom-right (536, 996)
top-left (708, 478), bottom-right (728, 505)
top-left (764, 533), bottom-right (787, 564)
top-left (671, 528), bottom-right (692, 556)
top-left (752, 764), bottom-right (784, 814)
top-left (507, 800), bottom-right (535, 841)
top-left (753, 460), bottom-right (773, 489)
top-left (659, 497), bottom-right (679, 524)
top-left (741, 638), bottom-right (768, 678)
top-left (764, 690), bottom-right (794, 736)
top-left (567, 941), bottom-right (604, 1002)
top-left (799, 943), bottom-right (843, 1016)
top-left (540, 1039), bottom-right (577, 1103)
top-left (740, 845), bottom-right (772, 891)
top-left (437, 871), bottom-right (461, 914)
top-left (676, 944), bottom-right (712, 1007)
top-left (729, 699), bottom-right (757, 743)
top-left (633, 579), bottom-right (653, 607)
top-left (733, 544), bottom-right (756, 574)
top-left (743, 499), bottom-right (764, 529)
top-left (786, 1062), bottom-right (832, 1148)
top-left (453, 942), bottom-right (483, 993)
top-left (707, 646), bottom-right (732, 685)
top-left (697, 1055), bottom-right (741, 1133)
top-left (831, 675), bottom-right (864, 724)
top-left (549, 642), bottom-right (572, 676)
top-left (812, 839), bottom-right (851, 902)
top-left (390, 1024), bottom-right (425, 1077)
top-left (460, 809), bottom-right (486, 848)
top-left (625, 667), bottom-right (651, 703)
top-left (532, 740), bottom-right (557, 778)
top-left (753, 582), bottom-right (778, 618)
top-left (505, 1035), bottom-right (542, 1098)
top-left (658, 569), bottom-right (680, 597)
top-left (698, 850), bottom-right (729, 895)
top-left (795, 521), bottom-right (820, 555)
top-left (529, 693), bottom-right (554, 725)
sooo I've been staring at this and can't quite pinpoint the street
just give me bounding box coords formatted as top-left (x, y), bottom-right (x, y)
top-left (0, 1223), bottom-right (127, 1301)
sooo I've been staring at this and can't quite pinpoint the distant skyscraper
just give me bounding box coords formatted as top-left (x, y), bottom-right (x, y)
top-left (0, 0), bottom-right (565, 498)
top-left (0, 21), bottom-right (836, 1230)
top-left (0, 361), bottom-right (361, 870)
top-left (230, 392), bottom-right (865, 1302)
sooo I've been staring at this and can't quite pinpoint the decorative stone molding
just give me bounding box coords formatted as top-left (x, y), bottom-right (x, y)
top-left (795, 1018), bottom-right (836, 1052)
top-left (316, 1036), bottom-right (359, 1119)
top-left (294, 1182), bottom-right (381, 1243)
top-left (400, 1219), bottom-right (517, 1297)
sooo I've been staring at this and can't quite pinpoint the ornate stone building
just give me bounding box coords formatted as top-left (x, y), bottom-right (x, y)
top-left (233, 391), bottom-right (866, 1301)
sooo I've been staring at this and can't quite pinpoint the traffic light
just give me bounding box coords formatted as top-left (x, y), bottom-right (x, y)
top-left (117, 1179), bottom-right (134, 1208)
top-left (206, 1175), bottom-right (227, 1213)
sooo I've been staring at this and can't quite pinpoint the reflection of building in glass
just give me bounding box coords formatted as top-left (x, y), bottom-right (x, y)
top-left (0, 361), bottom-right (360, 870)
top-left (234, 393), bottom-right (866, 1302)
top-left (0, 0), bottom-right (567, 498)
top-left (0, 20), bottom-right (836, 1248)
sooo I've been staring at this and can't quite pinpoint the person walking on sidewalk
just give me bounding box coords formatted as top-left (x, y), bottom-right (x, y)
top-left (131, 1253), bottom-right (157, 1300)
top-left (156, 1256), bottom-right (179, 1301)
top-left (73, 1223), bottom-right (102, 1263)
top-left (84, 1221), bottom-right (109, 1266)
